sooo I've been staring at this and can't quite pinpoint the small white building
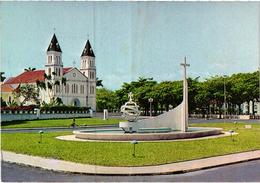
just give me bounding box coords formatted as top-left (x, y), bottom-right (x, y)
top-left (3, 34), bottom-right (97, 110)
top-left (241, 101), bottom-right (260, 116)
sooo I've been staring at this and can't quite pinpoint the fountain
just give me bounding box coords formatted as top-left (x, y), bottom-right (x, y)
top-left (72, 57), bottom-right (223, 141)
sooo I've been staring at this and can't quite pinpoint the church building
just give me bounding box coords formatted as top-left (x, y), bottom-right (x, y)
top-left (1, 34), bottom-right (96, 110)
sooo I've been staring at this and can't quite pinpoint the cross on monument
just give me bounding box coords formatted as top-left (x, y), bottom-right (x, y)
top-left (180, 56), bottom-right (190, 80)
top-left (180, 56), bottom-right (190, 132)
top-left (128, 92), bottom-right (133, 102)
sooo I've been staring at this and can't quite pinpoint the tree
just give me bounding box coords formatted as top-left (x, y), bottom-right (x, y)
top-left (36, 72), bottom-right (67, 106)
top-left (1, 97), bottom-right (7, 107)
top-left (114, 77), bottom-right (157, 115)
top-left (194, 81), bottom-right (211, 117)
top-left (152, 81), bottom-right (182, 112)
top-left (12, 84), bottom-right (39, 106)
top-left (24, 67), bottom-right (36, 72)
top-left (96, 77), bottom-right (103, 87)
top-left (96, 88), bottom-right (116, 112)
top-left (0, 72), bottom-right (6, 82)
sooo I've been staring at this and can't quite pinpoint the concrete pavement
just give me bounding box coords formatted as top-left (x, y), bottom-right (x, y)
top-left (2, 150), bottom-right (260, 175)
top-left (3, 160), bottom-right (260, 182)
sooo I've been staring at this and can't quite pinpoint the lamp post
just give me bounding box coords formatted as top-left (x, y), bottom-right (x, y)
top-left (258, 66), bottom-right (260, 116)
top-left (148, 97), bottom-right (153, 117)
top-left (229, 129), bottom-right (235, 142)
top-left (223, 75), bottom-right (227, 120)
top-left (131, 140), bottom-right (138, 157)
top-left (38, 130), bottom-right (44, 143)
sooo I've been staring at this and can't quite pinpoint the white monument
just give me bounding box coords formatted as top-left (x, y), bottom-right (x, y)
top-left (180, 56), bottom-right (190, 132)
top-left (119, 57), bottom-right (190, 132)
top-left (120, 92), bottom-right (140, 121)
top-left (103, 109), bottom-right (108, 120)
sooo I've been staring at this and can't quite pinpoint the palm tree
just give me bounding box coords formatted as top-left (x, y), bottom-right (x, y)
top-left (36, 72), bottom-right (67, 105)
top-left (24, 67), bottom-right (36, 72)
top-left (0, 72), bottom-right (6, 82)
top-left (96, 77), bottom-right (103, 87)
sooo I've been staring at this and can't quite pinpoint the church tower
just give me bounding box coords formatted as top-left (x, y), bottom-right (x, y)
top-left (80, 40), bottom-right (96, 110)
top-left (45, 34), bottom-right (63, 80)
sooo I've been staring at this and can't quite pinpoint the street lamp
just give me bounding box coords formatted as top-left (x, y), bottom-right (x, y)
top-left (234, 121), bottom-right (238, 130)
top-left (148, 97), bottom-right (153, 117)
top-left (258, 66), bottom-right (260, 116)
top-left (229, 129), bottom-right (235, 142)
top-left (38, 130), bottom-right (44, 143)
top-left (223, 75), bottom-right (227, 120)
top-left (131, 140), bottom-right (139, 157)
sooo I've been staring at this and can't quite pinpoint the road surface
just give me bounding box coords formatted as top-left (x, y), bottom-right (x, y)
top-left (2, 160), bottom-right (260, 182)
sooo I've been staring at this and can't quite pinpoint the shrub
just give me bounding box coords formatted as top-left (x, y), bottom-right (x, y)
top-left (1, 105), bottom-right (36, 111)
top-left (40, 106), bottom-right (90, 113)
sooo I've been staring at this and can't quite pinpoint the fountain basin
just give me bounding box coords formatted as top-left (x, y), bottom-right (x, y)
top-left (73, 127), bottom-right (223, 141)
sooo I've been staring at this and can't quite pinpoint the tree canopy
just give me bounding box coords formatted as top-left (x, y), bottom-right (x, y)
top-left (96, 71), bottom-right (260, 116)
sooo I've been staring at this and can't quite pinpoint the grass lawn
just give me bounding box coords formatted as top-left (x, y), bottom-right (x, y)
top-left (1, 122), bottom-right (260, 166)
top-left (1, 118), bottom-right (122, 129)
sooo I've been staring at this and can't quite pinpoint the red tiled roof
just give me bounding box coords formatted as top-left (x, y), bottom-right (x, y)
top-left (1, 84), bottom-right (19, 92)
top-left (4, 70), bottom-right (45, 84)
top-left (4, 68), bottom-right (73, 84)
top-left (63, 67), bottom-right (72, 74)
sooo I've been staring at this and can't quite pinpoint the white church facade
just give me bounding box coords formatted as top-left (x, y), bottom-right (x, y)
top-left (2, 34), bottom-right (96, 110)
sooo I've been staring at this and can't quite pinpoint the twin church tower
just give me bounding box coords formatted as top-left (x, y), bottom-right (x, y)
top-left (44, 34), bottom-right (96, 110)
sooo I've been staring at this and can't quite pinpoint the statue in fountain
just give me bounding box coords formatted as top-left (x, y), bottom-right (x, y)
top-left (120, 92), bottom-right (140, 132)
top-left (120, 92), bottom-right (140, 122)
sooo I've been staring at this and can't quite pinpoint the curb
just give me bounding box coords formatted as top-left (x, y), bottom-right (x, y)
top-left (2, 150), bottom-right (260, 175)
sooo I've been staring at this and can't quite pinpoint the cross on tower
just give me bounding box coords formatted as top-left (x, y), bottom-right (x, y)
top-left (73, 60), bottom-right (76, 67)
top-left (180, 57), bottom-right (190, 80)
top-left (53, 27), bottom-right (56, 33)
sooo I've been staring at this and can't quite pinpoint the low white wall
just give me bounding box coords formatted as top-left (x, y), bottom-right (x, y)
top-left (1, 112), bottom-right (92, 122)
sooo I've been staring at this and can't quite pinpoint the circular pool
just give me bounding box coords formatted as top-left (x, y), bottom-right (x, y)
top-left (73, 127), bottom-right (223, 141)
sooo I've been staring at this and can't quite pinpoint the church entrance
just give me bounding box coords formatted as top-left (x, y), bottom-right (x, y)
top-left (71, 98), bottom-right (80, 107)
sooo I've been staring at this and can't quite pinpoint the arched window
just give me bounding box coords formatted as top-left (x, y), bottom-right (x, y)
top-left (48, 56), bottom-right (52, 64)
top-left (65, 84), bottom-right (69, 93)
top-left (56, 84), bottom-right (60, 93)
top-left (90, 85), bottom-right (95, 94)
top-left (76, 84), bottom-right (78, 94)
top-left (48, 68), bottom-right (51, 75)
top-left (80, 85), bottom-right (84, 94)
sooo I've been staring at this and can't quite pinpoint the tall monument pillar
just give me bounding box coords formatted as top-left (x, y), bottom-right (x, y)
top-left (180, 57), bottom-right (190, 132)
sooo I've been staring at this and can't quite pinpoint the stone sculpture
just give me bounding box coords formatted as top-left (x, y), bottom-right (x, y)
top-left (119, 57), bottom-right (190, 133)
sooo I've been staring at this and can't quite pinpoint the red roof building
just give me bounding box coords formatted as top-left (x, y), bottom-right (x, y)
top-left (4, 68), bottom-right (72, 85)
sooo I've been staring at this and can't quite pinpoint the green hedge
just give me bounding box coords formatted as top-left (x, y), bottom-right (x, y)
top-left (40, 106), bottom-right (91, 112)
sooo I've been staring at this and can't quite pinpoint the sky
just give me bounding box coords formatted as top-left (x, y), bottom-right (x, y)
top-left (1, 2), bottom-right (260, 90)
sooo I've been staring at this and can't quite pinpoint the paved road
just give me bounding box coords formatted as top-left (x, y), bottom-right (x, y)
top-left (2, 160), bottom-right (260, 182)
